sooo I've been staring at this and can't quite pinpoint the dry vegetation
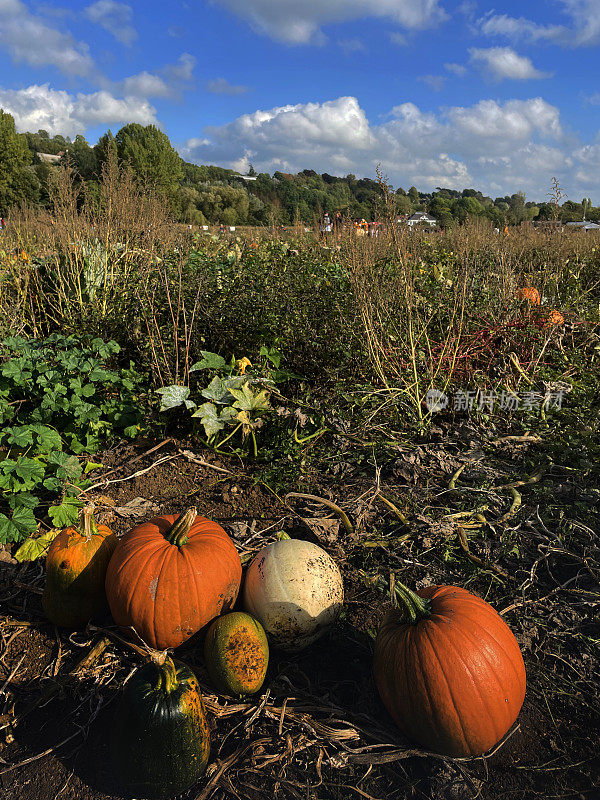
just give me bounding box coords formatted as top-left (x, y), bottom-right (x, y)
top-left (0, 164), bottom-right (599, 800)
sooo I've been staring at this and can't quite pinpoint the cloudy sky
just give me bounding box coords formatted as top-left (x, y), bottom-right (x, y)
top-left (1, 0), bottom-right (599, 199)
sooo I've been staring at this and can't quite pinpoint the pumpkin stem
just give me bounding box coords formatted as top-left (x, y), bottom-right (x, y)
top-left (165, 508), bottom-right (197, 547)
top-left (391, 577), bottom-right (432, 624)
top-left (156, 656), bottom-right (178, 693)
top-left (79, 503), bottom-right (98, 541)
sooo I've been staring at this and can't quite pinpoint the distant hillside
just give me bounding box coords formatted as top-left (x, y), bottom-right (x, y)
top-left (1, 113), bottom-right (596, 226)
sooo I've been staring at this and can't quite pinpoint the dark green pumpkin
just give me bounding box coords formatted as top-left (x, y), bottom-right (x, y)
top-left (111, 657), bottom-right (210, 799)
top-left (204, 611), bottom-right (269, 696)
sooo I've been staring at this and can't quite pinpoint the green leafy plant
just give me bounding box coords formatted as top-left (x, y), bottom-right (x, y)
top-left (0, 334), bottom-right (146, 543)
top-left (157, 350), bottom-right (284, 456)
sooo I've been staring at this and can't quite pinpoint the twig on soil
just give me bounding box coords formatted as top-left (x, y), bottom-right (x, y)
top-left (12, 579), bottom-right (43, 596)
top-left (83, 439), bottom-right (175, 484)
top-left (79, 454), bottom-right (180, 494)
top-left (0, 730), bottom-right (80, 777)
top-left (448, 464), bottom-right (467, 490)
top-left (195, 739), bottom-right (272, 800)
top-left (0, 654), bottom-right (25, 697)
top-left (285, 493), bottom-right (354, 536)
top-left (373, 494), bottom-right (409, 525)
top-left (491, 434), bottom-right (542, 445)
top-left (490, 467), bottom-right (547, 491)
top-left (129, 438), bottom-right (174, 465)
top-left (0, 636), bottom-right (111, 730)
top-left (456, 526), bottom-right (511, 580)
top-left (178, 449), bottom-right (233, 475)
top-left (497, 487), bottom-right (522, 523)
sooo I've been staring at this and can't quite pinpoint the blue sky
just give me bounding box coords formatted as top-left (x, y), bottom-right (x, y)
top-left (1, 0), bottom-right (599, 199)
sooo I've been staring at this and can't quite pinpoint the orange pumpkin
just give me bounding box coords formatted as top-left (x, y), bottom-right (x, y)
top-left (373, 582), bottom-right (526, 757)
top-left (516, 287), bottom-right (541, 305)
top-left (105, 508), bottom-right (242, 650)
top-left (544, 310), bottom-right (564, 327)
top-left (43, 503), bottom-right (116, 628)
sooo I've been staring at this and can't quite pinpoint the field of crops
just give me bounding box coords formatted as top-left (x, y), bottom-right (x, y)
top-left (0, 169), bottom-right (599, 800)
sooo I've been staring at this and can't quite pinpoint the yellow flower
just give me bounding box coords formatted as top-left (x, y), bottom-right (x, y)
top-left (237, 357), bottom-right (252, 375)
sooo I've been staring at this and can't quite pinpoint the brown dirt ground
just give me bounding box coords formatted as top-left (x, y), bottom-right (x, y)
top-left (0, 435), bottom-right (598, 800)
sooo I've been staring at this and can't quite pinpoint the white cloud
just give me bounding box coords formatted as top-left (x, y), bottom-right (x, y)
top-left (84, 0), bottom-right (137, 45)
top-left (118, 55), bottom-right (196, 98)
top-left (418, 74), bottom-right (446, 91)
top-left (0, 83), bottom-right (158, 137)
top-left (445, 62), bottom-right (467, 76)
top-left (0, 0), bottom-right (95, 76)
top-left (213, 0), bottom-right (447, 44)
top-left (206, 77), bottom-right (248, 95)
top-left (338, 38), bottom-right (366, 55)
top-left (164, 53), bottom-right (196, 83)
top-left (478, 2), bottom-right (600, 47)
top-left (469, 47), bottom-right (551, 81)
top-left (390, 32), bottom-right (407, 45)
top-left (181, 94), bottom-right (575, 197)
top-left (446, 98), bottom-right (562, 147)
top-left (478, 13), bottom-right (564, 43)
top-left (572, 143), bottom-right (600, 185)
top-left (119, 71), bottom-right (171, 98)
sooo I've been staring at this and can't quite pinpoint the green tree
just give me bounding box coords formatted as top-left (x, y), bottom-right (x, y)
top-left (67, 134), bottom-right (97, 181)
top-left (0, 110), bottom-right (38, 210)
top-left (114, 123), bottom-right (183, 190)
top-left (396, 194), bottom-right (413, 215)
top-left (94, 130), bottom-right (118, 172)
top-left (408, 186), bottom-right (419, 203)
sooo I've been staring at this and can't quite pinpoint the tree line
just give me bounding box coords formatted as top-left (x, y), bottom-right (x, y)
top-left (0, 110), bottom-right (596, 227)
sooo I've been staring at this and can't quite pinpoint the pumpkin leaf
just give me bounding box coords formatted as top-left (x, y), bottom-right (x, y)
top-left (222, 375), bottom-right (249, 390)
top-left (190, 351), bottom-right (227, 372)
top-left (192, 402), bottom-right (236, 438)
top-left (156, 385), bottom-right (196, 411)
top-left (14, 528), bottom-right (60, 562)
top-left (230, 384), bottom-right (271, 413)
top-left (201, 376), bottom-right (230, 404)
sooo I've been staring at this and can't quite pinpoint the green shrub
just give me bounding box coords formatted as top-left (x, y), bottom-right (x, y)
top-left (0, 333), bottom-right (146, 543)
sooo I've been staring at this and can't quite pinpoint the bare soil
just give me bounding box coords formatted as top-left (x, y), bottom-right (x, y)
top-left (1, 433), bottom-right (598, 800)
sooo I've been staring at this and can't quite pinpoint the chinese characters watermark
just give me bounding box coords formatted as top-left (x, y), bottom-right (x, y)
top-left (425, 388), bottom-right (565, 413)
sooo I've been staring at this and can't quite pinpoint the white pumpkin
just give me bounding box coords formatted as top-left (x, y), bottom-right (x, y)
top-left (243, 539), bottom-right (344, 652)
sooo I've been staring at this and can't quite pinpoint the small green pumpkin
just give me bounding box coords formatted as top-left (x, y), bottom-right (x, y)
top-left (204, 611), bottom-right (269, 696)
top-left (111, 656), bottom-right (210, 799)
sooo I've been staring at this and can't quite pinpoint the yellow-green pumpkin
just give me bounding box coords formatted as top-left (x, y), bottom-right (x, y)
top-left (204, 612), bottom-right (269, 696)
top-left (43, 503), bottom-right (116, 628)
